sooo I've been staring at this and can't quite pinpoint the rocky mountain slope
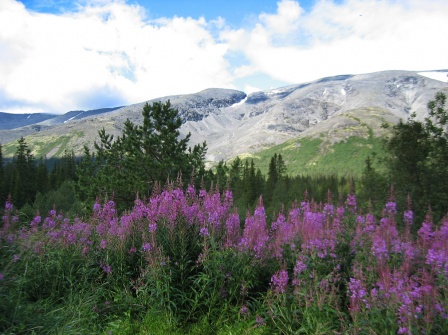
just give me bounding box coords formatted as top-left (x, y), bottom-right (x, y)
top-left (1, 70), bottom-right (447, 164)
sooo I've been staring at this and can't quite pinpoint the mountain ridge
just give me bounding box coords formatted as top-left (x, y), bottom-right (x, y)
top-left (1, 70), bottom-right (447, 167)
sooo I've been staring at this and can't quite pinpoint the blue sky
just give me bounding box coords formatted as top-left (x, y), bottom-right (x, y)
top-left (21, 0), bottom-right (320, 24)
top-left (1, 0), bottom-right (447, 114)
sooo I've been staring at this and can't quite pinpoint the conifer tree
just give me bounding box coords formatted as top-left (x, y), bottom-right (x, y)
top-left (0, 144), bottom-right (5, 206)
top-left (76, 101), bottom-right (207, 208)
top-left (36, 157), bottom-right (49, 194)
top-left (266, 153), bottom-right (287, 206)
top-left (384, 92), bottom-right (448, 222)
top-left (11, 137), bottom-right (37, 208)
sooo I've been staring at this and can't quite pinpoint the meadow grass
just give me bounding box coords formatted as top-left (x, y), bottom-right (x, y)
top-left (248, 135), bottom-right (385, 178)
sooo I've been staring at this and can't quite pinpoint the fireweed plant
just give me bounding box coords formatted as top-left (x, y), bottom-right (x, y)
top-left (0, 184), bottom-right (447, 334)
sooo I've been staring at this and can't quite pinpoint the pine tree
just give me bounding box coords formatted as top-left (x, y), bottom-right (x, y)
top-left (76, 101), bottom-right (207, 208)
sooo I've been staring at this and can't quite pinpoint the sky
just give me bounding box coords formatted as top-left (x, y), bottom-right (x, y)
top-left (0, 0), bottom-right (447, 115)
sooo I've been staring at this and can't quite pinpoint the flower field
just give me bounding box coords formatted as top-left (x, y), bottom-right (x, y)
top-left (1, 183), bottom-right (447, 334)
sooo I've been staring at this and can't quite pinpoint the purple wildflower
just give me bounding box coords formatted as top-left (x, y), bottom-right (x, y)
top-left (5, 201), bottom-right (13, 212)
top-left (199, 227), bottom-right (209, 237)
top-left (294, 260), bottom-right (307, 275)
top-left (101, 264), bottom-right (111, 274)
top-left (142, 243), bottom-right (152, 252)
top-left (346, 194), bottom-right (357, 212)
top-left (271, 269), bottom-right (289, 294)
top-left (404, 210), bottom-right (413, 226)
top-left (372, 237), bottom-right (388, 261)
top-left (148, 223), bottom-right (157, 233)
top-left (93, 202), bottom-right (101, 212)
top-left (348, 278), bottom-right (367, 300)
top-left (385, 201), bottom-right (397, 214)
top-left (398, 327), bottom-right (411, 335)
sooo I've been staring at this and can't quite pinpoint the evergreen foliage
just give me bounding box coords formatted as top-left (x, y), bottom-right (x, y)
top-left (75, 101), bottom-right (207, 208)
top-left (9, 137), bottom-right (38, 208)
top-left (0, 144), bottom-right (4, 207)
top-left (383, 92), bottom-right (448, 222)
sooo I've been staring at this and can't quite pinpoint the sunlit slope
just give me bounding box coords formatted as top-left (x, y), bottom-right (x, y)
top-left (234, 107), bottom-right (395, 178)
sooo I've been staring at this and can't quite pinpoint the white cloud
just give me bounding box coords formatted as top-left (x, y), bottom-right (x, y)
top-left (223, 0), bottom-right (448, 83)
top-left (259, 0), bottom-right (303, 34)
top-left (0, 0), bottom-right (233, 114)
top-left (1, 0), bottom-right (447, 114)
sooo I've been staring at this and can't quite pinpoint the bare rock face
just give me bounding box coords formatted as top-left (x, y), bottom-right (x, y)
top-left (182, 70), bottom-right (447, 161)
top-left (1, 70), bottom-right (447, 161)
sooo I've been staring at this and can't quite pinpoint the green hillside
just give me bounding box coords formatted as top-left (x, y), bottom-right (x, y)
top-left (3, 107), bottom-right (393, 179)
top-left (234, 107), bottom-right (394, 178)
top-left (2, 130), bottom-right (86, 159)
top-left (244, 135), bottom-right (385, 178)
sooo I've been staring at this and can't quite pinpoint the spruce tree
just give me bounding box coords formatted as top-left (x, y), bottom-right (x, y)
top-left (76, 101), bottom-right (207, 208)
top-left (11, 137), bottom-right (37, 208)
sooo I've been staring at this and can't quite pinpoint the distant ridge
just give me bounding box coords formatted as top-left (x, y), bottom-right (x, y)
top-left (1, 70), bottom-right (447, 166)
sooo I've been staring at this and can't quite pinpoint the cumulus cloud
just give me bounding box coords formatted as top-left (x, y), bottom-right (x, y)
top-left (0, 0), bottom-right (447, 114)
top-left (0, 0), bottom-right (233, 114)
top-left (222, 0), bottom-right (448, 83)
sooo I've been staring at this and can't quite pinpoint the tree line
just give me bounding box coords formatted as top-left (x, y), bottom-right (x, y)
top-left (1, 92), bottom-right (447, 224)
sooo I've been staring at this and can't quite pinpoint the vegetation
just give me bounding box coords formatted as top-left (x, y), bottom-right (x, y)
top-left (1, 184), bottom-right (447, 334)
top-left (1, 93), bottom-right (448, 334)
top-left (75, 101), bottom-right (207, 210)
top-left (247, 135), bottom-right (385, 178)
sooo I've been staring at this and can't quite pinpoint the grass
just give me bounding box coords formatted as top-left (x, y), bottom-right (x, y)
top-left (2, 131), bottom-right (85, 159)
top-left (228, 107), bottom-right (393, 178)
top-left (243, 135), bottom-right (385, 178)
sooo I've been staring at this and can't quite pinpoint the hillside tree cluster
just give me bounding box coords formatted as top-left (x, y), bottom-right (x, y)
top-left (0, 93), bottom-right (447, 225)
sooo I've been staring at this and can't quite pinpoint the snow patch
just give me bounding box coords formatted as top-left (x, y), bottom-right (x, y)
top-left (269, 89), bottom-right (285, 95)
top-left (418, 71), bottom-right (448, 83)
top-left (230, 96), bottom-right (247, 107)
top-left (64, 111), bottom-right (84, 123)
top-left (341, 88), bottom-right (346, 96)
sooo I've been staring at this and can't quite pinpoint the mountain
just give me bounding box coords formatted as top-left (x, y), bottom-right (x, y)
top-left (1, 70), bottom-right (447, 174)
top-left (0, 112), bottom-right (56, 130)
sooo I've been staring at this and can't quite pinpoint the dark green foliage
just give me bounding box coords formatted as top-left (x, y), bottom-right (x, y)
top-left (48, 150), bottom-right (77, 190)
top-left (36, 157), bottom-right (49, 194)
top-left (9, 137), bottom-right (38, 208)
top-left (358, 155), bottom-right (388, 214)
top-left (264, 153), bottom-right (286, 207)
top-left (214, 160), bottom-right (229, 191)
top-left (209, 154), bottom-right (351, 222)
top-left (0, 144), bottom-right (5, 207)
top-left (75, 101), bottom-right (207, 209)
top-left (384, 92), bottom-right (448, 222)
top-left (33, 180), bottom-right (84, 217)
